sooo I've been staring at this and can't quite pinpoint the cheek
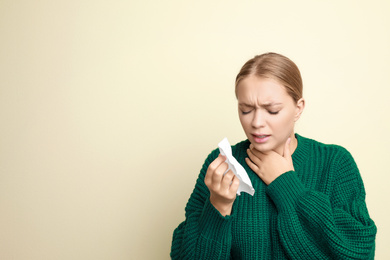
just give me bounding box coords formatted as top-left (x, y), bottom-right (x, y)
top-left (239, 115), bottom-right (248, 129)
top-left (271, 113), bottom-right (295, 132)
top-left (239, 115), bottom-right (253, 133)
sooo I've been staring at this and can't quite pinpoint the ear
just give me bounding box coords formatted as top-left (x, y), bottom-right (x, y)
top-left (294, 98), bottom-right (305, 122)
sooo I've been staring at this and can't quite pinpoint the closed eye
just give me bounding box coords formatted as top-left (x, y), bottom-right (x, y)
top-left (268, 111), bottom-right (279, 115)
top-left (241, 110), bottom-right (253, 115)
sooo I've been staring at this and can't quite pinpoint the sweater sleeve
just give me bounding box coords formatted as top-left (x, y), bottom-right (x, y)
top-left (170, 150), bottom-right (235, 260)
top-left (266, 149), bottom-right (377, 259)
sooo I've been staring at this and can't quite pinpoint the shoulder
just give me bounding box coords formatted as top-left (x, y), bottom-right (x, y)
top-left (296, 134), bottom-right (353, 161)
top-left (296, 134), bottom-right (361, 180)
top-left (296, 135), bottom-right (364, 197)
top-left (295, 134), bottom-right (360, 180)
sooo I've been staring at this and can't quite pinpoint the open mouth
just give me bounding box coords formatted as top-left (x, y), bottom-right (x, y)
top-left (252, 134), bottom-right (270, 143)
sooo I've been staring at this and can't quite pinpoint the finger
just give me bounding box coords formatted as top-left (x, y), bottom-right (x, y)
top-left (206, 154), bottom-right (226, 177)
top-left (230, 175), bottom-right (240, 192)
top-left (220, 170), bottom-right (235, 191)
top-left (211, 161), bottom-right (228, 186)
top-left (205, 154), bottom-right (226, 186)
top-left (247, 148), bottom-right (262, 165)
top-left (245, 157), bottom-right (259, 172)
top-left (283, 138), bottom-right (291, 160)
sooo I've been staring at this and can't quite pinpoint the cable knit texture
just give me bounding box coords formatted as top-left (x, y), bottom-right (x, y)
top-left (171, 134), bottom-right (377, 259)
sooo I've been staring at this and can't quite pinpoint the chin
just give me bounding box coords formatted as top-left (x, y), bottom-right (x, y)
top-left (250, 142), bottom-right (274, 153)
top-left (250, 137), bottom-right (285, 154)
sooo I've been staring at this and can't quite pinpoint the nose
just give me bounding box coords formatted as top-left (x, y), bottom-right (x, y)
top-left (251, 109), bottom-right (265, 128)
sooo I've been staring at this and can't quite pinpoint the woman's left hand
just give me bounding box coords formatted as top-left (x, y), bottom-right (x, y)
top-left (246, 138), bottom-right (294, 185)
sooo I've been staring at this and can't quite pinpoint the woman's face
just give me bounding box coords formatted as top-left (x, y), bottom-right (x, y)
top-left (237, 75), bottom-right (304, 155)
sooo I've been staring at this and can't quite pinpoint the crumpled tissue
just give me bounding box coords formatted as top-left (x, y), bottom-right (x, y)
top-left (218, 137), bottom-right (255, 196)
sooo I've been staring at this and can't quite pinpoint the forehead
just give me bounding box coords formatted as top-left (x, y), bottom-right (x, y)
top-left (236, 76), bottom-right (290, 104)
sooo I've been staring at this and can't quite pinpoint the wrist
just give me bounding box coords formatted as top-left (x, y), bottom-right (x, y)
top-left (210, 195), bottom-right (233, 216)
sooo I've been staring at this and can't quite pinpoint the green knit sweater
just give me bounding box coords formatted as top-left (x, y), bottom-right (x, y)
top-left (171, 134), bottom-right (377, 259)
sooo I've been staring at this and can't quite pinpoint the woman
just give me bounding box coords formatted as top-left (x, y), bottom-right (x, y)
top-left (170, 53), bottom-right (377, 259)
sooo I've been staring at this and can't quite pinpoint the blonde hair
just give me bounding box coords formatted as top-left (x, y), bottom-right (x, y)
top-left (235, 52), bottom-right (303, 103)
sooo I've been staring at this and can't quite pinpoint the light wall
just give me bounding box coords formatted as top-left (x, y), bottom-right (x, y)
top-left (1, 0), bottom-right (389, 259)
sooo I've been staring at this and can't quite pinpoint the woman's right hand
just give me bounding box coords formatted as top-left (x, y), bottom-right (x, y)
top-left (204, 154), bottom-right (240, 216)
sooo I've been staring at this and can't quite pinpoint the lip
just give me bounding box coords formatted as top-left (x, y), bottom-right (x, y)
top-left (252, 134), bottom-right (271, 144)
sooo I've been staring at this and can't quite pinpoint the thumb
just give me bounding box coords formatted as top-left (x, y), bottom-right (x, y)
top-left (283, 137), bottom-right (292, 160)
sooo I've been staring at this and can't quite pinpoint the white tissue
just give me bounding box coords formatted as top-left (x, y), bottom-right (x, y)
top-left (218, 137), bottom-right (255, 196)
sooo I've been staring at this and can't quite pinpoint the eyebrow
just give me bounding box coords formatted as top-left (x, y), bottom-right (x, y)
top-left (238, 102), bottom-right (282, 108)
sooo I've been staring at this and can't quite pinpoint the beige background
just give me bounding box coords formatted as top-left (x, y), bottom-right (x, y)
top-left (1, 0), bottom-right (389, 259)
